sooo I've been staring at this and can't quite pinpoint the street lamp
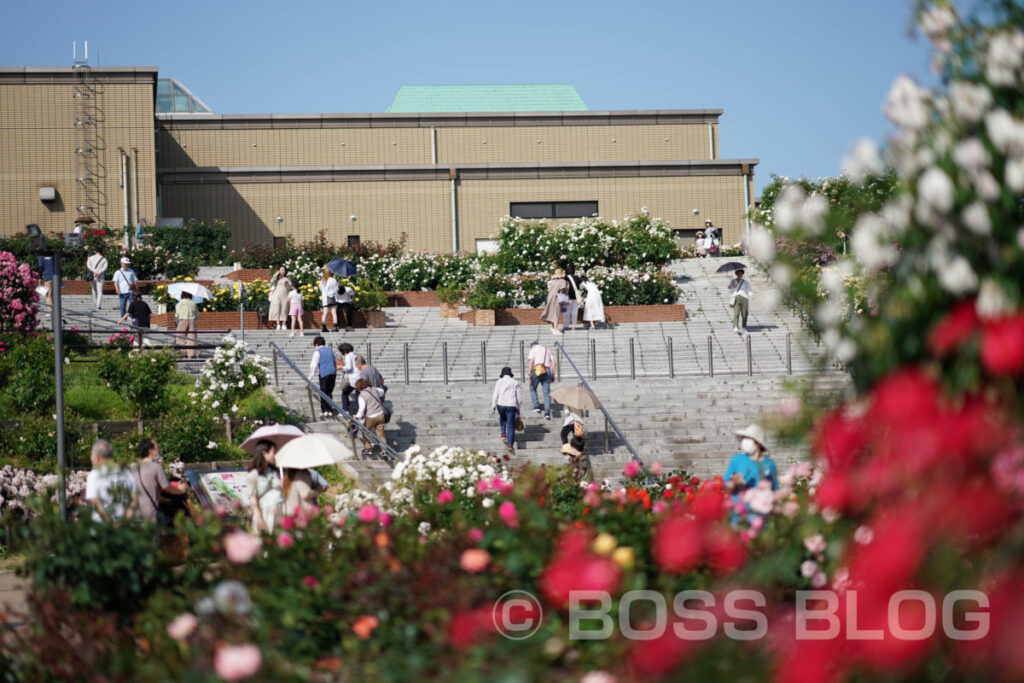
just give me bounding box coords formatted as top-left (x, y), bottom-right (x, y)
top-left (26, 224), bottom-right (68, 521)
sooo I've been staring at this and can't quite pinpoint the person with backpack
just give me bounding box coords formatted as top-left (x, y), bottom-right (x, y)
top-left (560, 407), bottom-right (585, 445)
top-left (308, 336), bottom-right (337, 419)
top-left (353, 378), bottom-right (387, 457)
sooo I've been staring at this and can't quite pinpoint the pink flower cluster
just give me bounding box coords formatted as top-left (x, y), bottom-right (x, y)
top-left (0, 251), bottom-right (40, 332)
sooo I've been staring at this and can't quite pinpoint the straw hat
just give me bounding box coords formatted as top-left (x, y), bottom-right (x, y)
top-left (734, 424), bottom-right (768, 451)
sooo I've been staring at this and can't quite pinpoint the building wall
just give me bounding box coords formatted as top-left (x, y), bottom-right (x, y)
top-left (0, 68), bottom-right (158, 239)
top-left (157, 121), bottom-right (716, 169)
top-left (160, 173), bottom-right (751, 253)
top-left (456, 175), bottom-right (750, 249)
top-left (160, 179), bottom-right (453, 251)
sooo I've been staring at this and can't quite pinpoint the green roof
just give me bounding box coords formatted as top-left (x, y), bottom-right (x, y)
top-left (386, 84), bottom-right (587, 113)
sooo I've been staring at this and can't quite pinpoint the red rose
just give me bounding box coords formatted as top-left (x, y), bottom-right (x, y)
top-left (652, 516), bottom-right (703, 574)
top-left (814, 410), bottom-right (868, 471)
top-left (927, 298), bottom-right (979, 356)
top-left (980, 314), bottom-right (1024, 375)
top-left (705, 528), bottom-right (747, 575)
top-left (538, 551), bottom-right (621, 608)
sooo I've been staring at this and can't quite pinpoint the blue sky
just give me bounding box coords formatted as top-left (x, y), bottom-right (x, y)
top-left (1, 0), bottom-right (936, 194)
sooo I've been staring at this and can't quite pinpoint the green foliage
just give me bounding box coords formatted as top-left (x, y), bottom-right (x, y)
top-left (146, 220), bottom-right (232, 263)
top-left (96, 350), bottom-right (177, 419)
top-left (155, 405), bottom-right (225, 463)
top-left (0, 334), bottom-right (55, 414)
top-left (435, 285), bottom-right (463, 304)
top-left (0, 410), bottom-right (82, 470)
top-left (17, 499), bottom-right (171, 618)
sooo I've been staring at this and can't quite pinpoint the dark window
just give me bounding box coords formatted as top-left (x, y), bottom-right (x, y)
top-left (510, 201), bottom-right (598, 219)
top-left (273, 236), bottom-right (288, 249)
top-left (347, 235), bottom-right (361, 248)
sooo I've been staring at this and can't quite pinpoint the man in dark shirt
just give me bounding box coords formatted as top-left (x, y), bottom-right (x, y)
top-left (119, 291), bottom-right (152, 329)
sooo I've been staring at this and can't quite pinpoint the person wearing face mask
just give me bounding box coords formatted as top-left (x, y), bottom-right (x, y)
top-left (724, 424), bottom-right (778, 494)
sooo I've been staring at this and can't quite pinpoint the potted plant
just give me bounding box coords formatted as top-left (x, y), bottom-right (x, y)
top-left (349, 278), bottom-right (388, 328)
top-left (436, 285), bottom-right (463, 318)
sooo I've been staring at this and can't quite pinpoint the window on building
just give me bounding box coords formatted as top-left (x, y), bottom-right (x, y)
top-left (347, 235), bottom-right (361, 249)
top-left (510, 201), bottom-right (598, 219)
top-left (273, 237), bottom-right (288, 249)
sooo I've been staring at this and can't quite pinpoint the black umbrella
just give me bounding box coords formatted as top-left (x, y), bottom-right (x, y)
top-left (715, 261), bottom-right (748, 273)
top-left (326, 258), bottom-right (357, 277)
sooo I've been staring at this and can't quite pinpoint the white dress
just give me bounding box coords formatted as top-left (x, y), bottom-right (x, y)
top-left (582, 281), bottom-right (605, 322)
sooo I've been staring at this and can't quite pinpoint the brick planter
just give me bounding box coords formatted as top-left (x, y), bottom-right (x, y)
top-left (224, 269), bottom-right (272, 283)
top-left (440, 302), bottom-right (461, 318)
top-left (458, 309), bottom-right (495, 326)
top-left (459, 304), bottom-right (686, 326)
top-left (150, 309), bottom-right (386, 330)
top-left (386, 291), bottom-right (441, 307)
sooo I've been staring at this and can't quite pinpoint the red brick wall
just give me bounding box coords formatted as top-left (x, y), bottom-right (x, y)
top-left (386, 291), bottom-right (441, 307)
top-left (460, 305), bottom-right (686, 326)
top-left (224, 269), bottom-right (272, 283)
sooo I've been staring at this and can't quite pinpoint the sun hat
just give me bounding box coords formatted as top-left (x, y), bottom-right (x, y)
top-left (705, 219), bottom-right (712, 225)
top-left (734, 424), bottom-right (768, 451)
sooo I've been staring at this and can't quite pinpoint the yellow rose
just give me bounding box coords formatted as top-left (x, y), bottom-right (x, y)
top-left (612, 546), bottom-right (635, 569)
top-left (592, 533), bottom-right (617, 556)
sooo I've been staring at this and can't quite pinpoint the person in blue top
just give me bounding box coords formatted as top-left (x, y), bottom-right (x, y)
top-left (37, 255), bottom-right (54, 306)
top-left (308, 335), bottom-right (337, 419)
top-left (724, 424), bottom-right (778, 494)
top-left (134, 218), bottom-right (147, 246)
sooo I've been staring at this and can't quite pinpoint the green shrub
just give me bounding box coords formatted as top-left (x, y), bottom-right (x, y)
top-left (147, 220), bottom-right (232, 265)
top-left (155, 405), bottom-right (225, 463)
top-left (96, 350), bottom-right (177, 419)
top-left (0, 411), bottom-right (82, 471)
top-left (17, 498), bottom-right (171, 618)
top-left (0, 334), bottom-right (55, 414)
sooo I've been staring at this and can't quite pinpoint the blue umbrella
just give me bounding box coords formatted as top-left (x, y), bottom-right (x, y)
top-left (326, 258), bottom-right (357, 277)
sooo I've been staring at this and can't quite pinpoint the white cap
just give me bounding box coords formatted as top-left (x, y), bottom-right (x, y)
top-left (120, 257), bottom-right (130, 264)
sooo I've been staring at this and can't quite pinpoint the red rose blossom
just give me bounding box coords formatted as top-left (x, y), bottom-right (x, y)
top-left (980, 314), bottom-right (1024, 376)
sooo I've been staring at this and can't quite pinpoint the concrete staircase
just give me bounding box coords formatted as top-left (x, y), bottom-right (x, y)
top-left (39, 258), bottom-right (848, 489)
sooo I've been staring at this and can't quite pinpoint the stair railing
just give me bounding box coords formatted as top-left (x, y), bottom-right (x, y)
top-left (269, 341), bottom-right (400, 464)
top-left (36, 302), bottom-right (225, 359)
top-left (554, 341), bottom-right (649, 477)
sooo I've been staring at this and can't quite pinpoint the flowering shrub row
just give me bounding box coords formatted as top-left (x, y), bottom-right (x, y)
top-left (0, 251), bottom-right (39, 332)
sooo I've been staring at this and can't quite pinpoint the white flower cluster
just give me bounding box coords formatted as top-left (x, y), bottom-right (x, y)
top-left (194, 336), bottom-right (271, 408)
top-left (0, 465), bottom-right (89, 519)
top-left (386, 445), bottom-right (511, 511)
top-left (331, 487), bottom-right (387, 520)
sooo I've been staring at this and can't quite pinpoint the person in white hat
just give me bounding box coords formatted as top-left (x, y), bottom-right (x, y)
top-left (724, 424), bottom-right (778, 494)
top-left (112, 257), bottom-right (138, 318)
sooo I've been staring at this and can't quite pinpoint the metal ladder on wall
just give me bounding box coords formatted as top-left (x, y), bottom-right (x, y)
top-left (73, 42), bottom-right (100, 222)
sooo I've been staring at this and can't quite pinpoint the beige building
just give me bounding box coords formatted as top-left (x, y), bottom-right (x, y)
top-left (1, 70), bottom-right (757, 251)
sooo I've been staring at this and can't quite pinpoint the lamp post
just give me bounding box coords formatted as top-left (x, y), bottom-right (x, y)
top-left (27, 224), bottom-right (67, 521)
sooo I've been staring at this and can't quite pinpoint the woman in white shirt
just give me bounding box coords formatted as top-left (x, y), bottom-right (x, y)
top-left (581, 278), bottom-right (606, 330)
top-left (695, 231), bottom-right (707, 257)
top-left (491, 366), bottom-right (520, 451)
top-left (354, 378), bottom-right (387, 456)
top-left (319, 268), bottom-right (340, 332)
top-left (727, 268), bottom-right (753, 332)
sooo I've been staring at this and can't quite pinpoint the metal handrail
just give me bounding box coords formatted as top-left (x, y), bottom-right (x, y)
top-left (554, 341), bottom-right (647, 473)
top-left (268, 341), bottom-right (400, 463)
top-left (36, 302), bottom-right (224, 355)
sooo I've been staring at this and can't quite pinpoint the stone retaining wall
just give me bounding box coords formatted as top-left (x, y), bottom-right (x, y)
top-left (459, 304), bottom-right (687, 326)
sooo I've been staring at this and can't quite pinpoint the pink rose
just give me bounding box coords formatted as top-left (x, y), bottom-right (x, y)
top-left (437, 490), bottom-right (454, 504)
top-left (476, 479), bottom-right (490, 494)
top-left (166, 613), bottom-right (198, 640)
top-left (459, 548), bottom-right (490, 573)
top-left (498, 501), bottom-right (519, 528)
top-left (468, 528), bottom-right (484, 542)
top-left (214, 643), bottom-right (262, 681)
top-left (800, 559), bottom-right (818, 578)
top-left (803, 534), bottom-right (827, 555)
top-left (276, 532), bottom-right (294, 549)
top-left (302, 575), bottom-right (319, 587)
top-left (622, 461), bottom-right (642, 478)
top-left (379, 512), bottom-right (392, 527)
top-left (781, 501), bottom-right (800, 519)
top-left (223, 531), bottom-right (262, 564)
top-left (357, 504), bottom-right (379, 523)
top-left (280, 515), bottom-right (295, 530)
